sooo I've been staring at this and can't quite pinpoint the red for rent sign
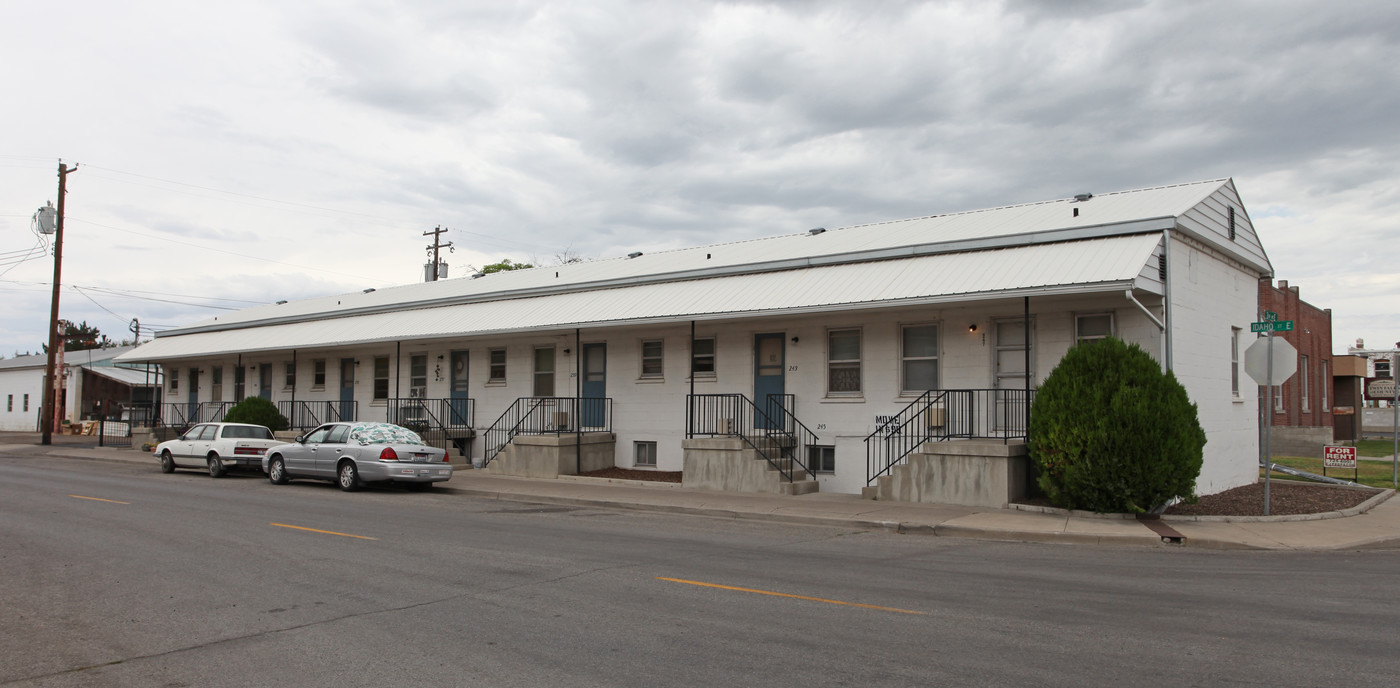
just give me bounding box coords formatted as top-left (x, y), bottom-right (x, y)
top-left (1323, 446), bottom-right (1357, 469)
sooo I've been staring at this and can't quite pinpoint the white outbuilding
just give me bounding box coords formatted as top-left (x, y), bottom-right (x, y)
top-left (118, 178), bottom-right (1270, 500)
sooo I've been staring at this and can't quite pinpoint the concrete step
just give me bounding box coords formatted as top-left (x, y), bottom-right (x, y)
top-left (779, 479), bottom-right (820, 496)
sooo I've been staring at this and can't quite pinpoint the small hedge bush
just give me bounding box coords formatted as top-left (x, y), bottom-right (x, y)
top-left (1028, 337), bottom-right (1205, 513)
top-left (222, 396), bottom-right (290, 431)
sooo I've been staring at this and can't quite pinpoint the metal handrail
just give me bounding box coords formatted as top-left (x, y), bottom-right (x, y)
top-left (686, 393), bottom-right (820, 483)
top-left (865, 388), bottom-right (1034, 485)
top-left (482, 397), bottom-right (613, 467)
top-left (277, 400), bottom-right (358, 430)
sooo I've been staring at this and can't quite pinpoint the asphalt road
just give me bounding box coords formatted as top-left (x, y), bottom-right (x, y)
top-left (3, 453), bottom-right (1400, 687)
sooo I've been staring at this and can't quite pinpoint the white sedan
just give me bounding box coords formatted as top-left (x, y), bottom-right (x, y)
top-left (156, 423), bottom-right (282, 478)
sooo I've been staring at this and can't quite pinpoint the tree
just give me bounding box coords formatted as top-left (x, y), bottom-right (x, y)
top-left (472, 258), bottom-right (533, 274)
top-left (43, 321), bottom-right (112, 353)
top-left (222, 396), bottom-right (290, 431)
top-left (1028, 337), bottom-right (1206, 514)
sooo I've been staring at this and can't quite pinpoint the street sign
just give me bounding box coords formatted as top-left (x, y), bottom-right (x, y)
top-left (1263, 311), bottom-right (1279, 321)
top-left (1245, 337), bottom-right (1297, 386)
top-left (1250, 320), bottom-right (1294, 333)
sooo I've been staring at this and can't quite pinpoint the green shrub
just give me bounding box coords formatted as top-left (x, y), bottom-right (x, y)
top-left (1028, 337), bottom-right (1205, 513)
top-left (222, 396), bottom-right (290, 431)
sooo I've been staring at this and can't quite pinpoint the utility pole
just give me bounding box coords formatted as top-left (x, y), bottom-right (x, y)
top-left (41, 161), bottom-right (78, 445)
top-left (423, 226), bottom-right (454, 282)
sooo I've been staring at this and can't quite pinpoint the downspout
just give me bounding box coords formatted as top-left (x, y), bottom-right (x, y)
top-left (689, 320), bottom-right (696, 438)
top-left (1162, 229), bottom-right (1174, 371)
top-left (290, 350), bottom-right (297, 426)
top-left (1124, 290), bottom-right (1166, 330)
top-left (576, 327), bottom-right (582, 475)
top-left (395, 341), bottom-right (401, 406)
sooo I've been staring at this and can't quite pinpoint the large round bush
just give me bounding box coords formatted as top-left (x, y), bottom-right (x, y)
top-left (222, 396), bottom-right (290, 431)
top-left (1028, 337), bottom-right (1205, 513)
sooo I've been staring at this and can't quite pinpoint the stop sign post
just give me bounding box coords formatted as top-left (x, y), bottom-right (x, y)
top-left (1245, 329), bottom-right (1297, 515)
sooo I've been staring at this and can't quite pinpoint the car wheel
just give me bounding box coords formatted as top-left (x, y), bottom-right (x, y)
top-left (160, 450), bottom-right (175, 474)
top-left (406, 482), bottom-right (431, 492)
top-left (337, 461), bottom-right (361, 492)
top-left (267, 456), bottom-right (289, 485)
top-left (207, 454), bottom-right (226, 478)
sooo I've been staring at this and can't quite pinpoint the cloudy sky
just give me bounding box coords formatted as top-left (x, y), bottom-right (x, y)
top-left (2, 0), bottom-right (1397, 359)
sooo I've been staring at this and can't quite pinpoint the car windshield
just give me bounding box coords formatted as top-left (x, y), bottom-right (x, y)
top-left (347, 423), bottom-right (427, 446)
top-left (222, 425), bottom-right (274, 440)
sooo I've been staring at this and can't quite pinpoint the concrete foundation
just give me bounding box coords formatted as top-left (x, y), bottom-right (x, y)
top-left (681, 437), bottom-right (819, 495)
top-left (1266, 426), bottom-right (1335, 458)
top-left (491, 432), bottom-right (616, 478)
top-left (875, 439), bottom-right (1029, 508)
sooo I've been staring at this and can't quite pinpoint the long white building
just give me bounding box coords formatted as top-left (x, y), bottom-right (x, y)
top-left (118, 179), bottom-right (1271, 498)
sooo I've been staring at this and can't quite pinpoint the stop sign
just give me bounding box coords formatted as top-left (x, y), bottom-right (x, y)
top-left (1245, 337), bottom-right (1297, 386)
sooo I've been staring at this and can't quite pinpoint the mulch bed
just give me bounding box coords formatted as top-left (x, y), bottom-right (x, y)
top-left (1162, 480), bottom-right (1380, 517)
top-left (579, 467), bottom-right (683, 483)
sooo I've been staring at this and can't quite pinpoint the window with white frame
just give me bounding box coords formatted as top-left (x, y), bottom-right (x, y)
top-left (1231, 327), bottom-right (1241, 397)
top-left (691, 337), bottom-right (715, 379)
top-left (640, 340), bottom-right (664, 379)
top-left (808, 445), bottom-right (835, 473)
top-left (313, 359), bottom-right (326, 389)
top-left (1275, 385), bottom-right (1284, 412)
top-left (6, 395), bottom-right (11, 412)
top-left (827, 329), bottom-right (862, 395)
top-left (211, 366), bottom-right (223, 401)
top-left (285, 362), bottom-right (296, 389)
top-left (373, 356), bottom-right (390, 400)
top-left (1076, 313), bottom-right (1114, 345)
top-left (170, 368), bottom-right (179, 392)
top-left (23, 394), bottom-right (29, 412)
top-left (234, 366), bottom-right (245, 401)
top-left (1301, 354), bottom-right (1310, 412)
top-left (410, 354), bottom-right (427, 398)
top-left (901, 324), bottom-right (939, 393)
top-left (634, 441), bottom-right (657, 467)
top-left (533, 347), bottom-right (555, 397)
top-left (489, 348), bottom-right (507, 383)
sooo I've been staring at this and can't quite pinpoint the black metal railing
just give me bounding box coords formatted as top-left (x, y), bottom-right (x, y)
top-left (97, 417), bottom-right (132, 448)
top-left (865, 388), bottom-right (1034, 485)
top-left (278, 400), bottom-right (358, 430)
top-left (481, 397), bottom-right (613, 467)
top-left (158, 403), bottom-right (194, 429)
top-left (686, 393), bottom-right (820, 484)
top-left (385, 397), bottom-right (476, 457)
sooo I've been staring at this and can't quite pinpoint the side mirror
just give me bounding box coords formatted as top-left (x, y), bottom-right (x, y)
top-left (295, 435), bottom-right (306, 444)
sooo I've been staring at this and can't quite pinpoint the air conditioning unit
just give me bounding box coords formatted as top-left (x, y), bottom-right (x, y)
top-left (924, 407), bottom-right (946, 429)
top-left (716, 418), bottom-right (736, 435)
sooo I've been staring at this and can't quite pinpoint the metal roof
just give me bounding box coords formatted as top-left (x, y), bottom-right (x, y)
top-left (84, 366), bottom-right (163, 386)
top-left (161, 179), bottom-right (1234, 337)
top-left (119, 233), bottom-right (1163, 362)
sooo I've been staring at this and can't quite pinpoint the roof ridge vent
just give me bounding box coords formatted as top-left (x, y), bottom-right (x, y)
top-left (1073, 193), bottom-right (1094, 202)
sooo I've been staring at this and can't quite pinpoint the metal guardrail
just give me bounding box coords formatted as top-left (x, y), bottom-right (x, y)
top-left (278, 400), bottom-right (358, 430)
top-left (865, 388), bottom-right (1034, 485)
top-left (686, 393), bottom-right (819, 484)
top-left (482, 397), bottom-right (613, 467)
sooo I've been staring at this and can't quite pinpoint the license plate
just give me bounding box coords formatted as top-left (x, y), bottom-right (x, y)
top-left (412, 454), bottom-right (430, 463)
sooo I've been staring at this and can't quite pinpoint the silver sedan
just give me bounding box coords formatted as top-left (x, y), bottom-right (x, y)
top-left (262, 422), bottom-right (452, 491)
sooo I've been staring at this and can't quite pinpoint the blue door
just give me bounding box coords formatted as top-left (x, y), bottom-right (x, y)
top-left (449, 350), bottom-right (470, 426)
top-left (339, 358), bottom-right (355, 421)
top-left (187, 368), bottom-right (200, 422)
top-left (753, 333), bottom-right (785, 430)
top-left (581, 343), bottom-right (606, 428)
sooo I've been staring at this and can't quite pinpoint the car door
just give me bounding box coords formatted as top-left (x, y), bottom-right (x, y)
top-left (314, 424), bottom-right (353, 477)
top-left (178, 425), bottom-right (215, 468)
top-left (283, 425), bottom-right (332, 476)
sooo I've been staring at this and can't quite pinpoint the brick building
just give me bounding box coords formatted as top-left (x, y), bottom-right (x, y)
top-left (1257, 279), bottom-right (1333, 455)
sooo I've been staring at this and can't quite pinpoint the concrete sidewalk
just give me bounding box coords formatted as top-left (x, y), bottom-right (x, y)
top-left (9, 434), bottom-right (1400, 551)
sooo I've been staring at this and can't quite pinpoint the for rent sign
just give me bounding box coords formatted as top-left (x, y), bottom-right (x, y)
top-left (1323, 446), bottom-right (1357, 469)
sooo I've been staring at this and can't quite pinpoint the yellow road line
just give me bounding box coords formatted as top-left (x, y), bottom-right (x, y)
top-left (270, 523), bottom-right (377, 540)
top-left (68, 494), bottom-right (130, 505)
top-left (657, 577), bottom-right (925, 615)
